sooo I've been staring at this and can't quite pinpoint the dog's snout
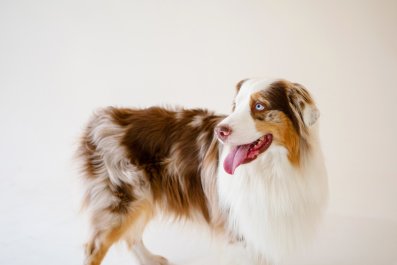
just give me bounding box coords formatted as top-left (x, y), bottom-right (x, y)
top-left (215, 125), bottom-right (232, 141)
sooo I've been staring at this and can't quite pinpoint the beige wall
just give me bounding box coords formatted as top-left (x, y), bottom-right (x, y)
top-left (1, 0), bottom-right (396, 221)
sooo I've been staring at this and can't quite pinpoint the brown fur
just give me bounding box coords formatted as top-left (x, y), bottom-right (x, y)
top-left (254, 110), bottom-right (301, 166)
top-left (78, 107), bottom-right (228, 265)
top-left (108, 107), bottom-right (224, 220)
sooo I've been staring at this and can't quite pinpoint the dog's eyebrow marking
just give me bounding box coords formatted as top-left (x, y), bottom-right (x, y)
top-left (265, 110), bottom-right (281, 122)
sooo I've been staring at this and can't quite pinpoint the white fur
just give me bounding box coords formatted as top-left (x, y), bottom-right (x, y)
top-left (216, 80), bottom-right (328, 264)
top-left (189, 114), bottom-right (204, 127)
top-left (302, 104), bottom-right (320, 126)
top-left (218, 138), bottom-right (327, 264)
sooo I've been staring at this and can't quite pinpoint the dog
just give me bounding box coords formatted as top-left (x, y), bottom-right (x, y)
top-left (77, 78), bottom-right (328, 265)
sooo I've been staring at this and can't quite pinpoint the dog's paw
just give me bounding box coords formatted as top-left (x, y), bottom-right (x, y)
top-left (143, 254), bottom-right (168, 265)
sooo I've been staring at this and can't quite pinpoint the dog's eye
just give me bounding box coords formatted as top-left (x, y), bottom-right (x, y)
top-left (255, 103), bottom-right (265, 111)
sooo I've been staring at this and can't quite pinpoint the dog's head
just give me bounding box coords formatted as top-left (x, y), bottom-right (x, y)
top-left (215, 79), bottom-right (319, 174)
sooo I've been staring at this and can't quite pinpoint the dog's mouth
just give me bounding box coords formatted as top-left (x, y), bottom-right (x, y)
top-left (223, 134), bottom-right (273, 175)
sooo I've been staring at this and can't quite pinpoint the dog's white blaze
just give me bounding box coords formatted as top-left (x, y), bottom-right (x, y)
top-left (219, 104), bottom-right (261, 146)
top-left (219, 79), bottom-right (273, 146)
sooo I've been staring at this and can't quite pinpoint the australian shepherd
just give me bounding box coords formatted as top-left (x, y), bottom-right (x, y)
top-left (77, 79), bottom-right (328, 265)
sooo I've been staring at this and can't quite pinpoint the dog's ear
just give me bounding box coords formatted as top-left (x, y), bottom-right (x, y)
top-left (287, 83), bottom-right (320, 127)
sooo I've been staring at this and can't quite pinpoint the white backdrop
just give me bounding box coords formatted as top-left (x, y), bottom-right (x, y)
top-left (1, 1), bottom-right (396, 265)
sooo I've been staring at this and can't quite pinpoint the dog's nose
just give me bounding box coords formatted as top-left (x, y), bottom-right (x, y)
top-left (215, 125), bottom-right (232, 141)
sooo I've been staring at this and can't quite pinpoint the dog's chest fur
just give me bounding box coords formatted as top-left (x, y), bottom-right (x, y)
top-left (217, 139), bottom-right (327, 263)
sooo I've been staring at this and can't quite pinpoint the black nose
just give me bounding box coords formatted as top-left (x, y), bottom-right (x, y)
top-left (215, 125), bottom-right (232, 141)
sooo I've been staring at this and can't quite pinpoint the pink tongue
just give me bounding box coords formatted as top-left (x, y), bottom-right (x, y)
top-left (223, 144), bottom-right (251, 175)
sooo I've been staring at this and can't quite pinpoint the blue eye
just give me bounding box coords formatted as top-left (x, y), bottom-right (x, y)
top-left (255, 103), bottom-right (265, 111)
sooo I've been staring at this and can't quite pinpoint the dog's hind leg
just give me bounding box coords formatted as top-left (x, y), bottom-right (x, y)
top-left (84, 214), bottom-right (128, 265)
top-left (124, 211), bottom-right (169, 265)
top-left (128, 240), bottom-right (169, 265)
top-left (84, 200), bottom-right (154, 265)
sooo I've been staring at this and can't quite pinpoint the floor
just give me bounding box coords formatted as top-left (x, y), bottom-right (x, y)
top-left (1, 163), bottom-right (396, 265)
top-left (1, 173), bottom-right (396, 265)
top-left (106, 215), bottom-right (397, 265)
